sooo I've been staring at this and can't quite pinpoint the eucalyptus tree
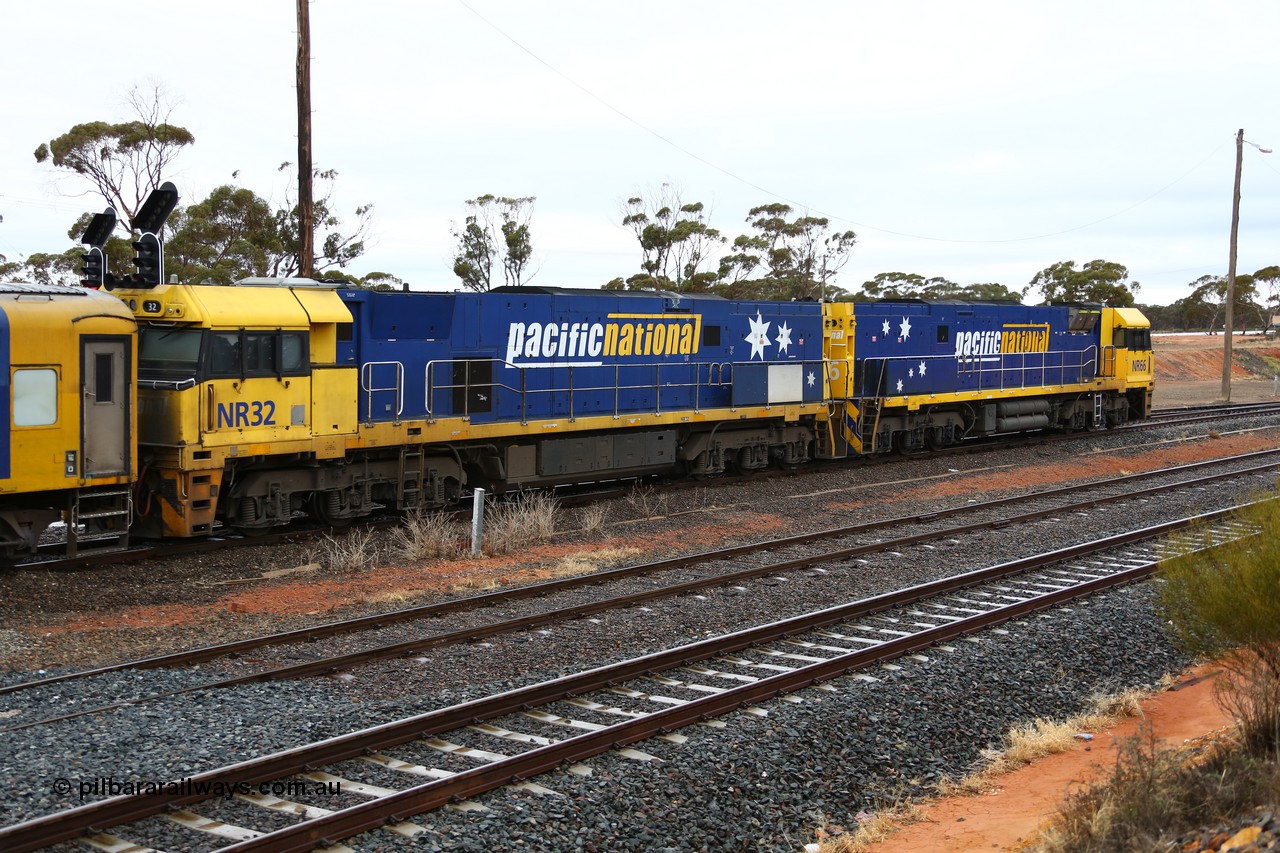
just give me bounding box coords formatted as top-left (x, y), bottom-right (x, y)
top-left (33, 85), bottom-right (194, 228)
top-left (620, 185), bottom-right (724, 292)
top-left (718, 203), bottom-right (856, 301)
top-left (450, 194), bottom-right (536, 291)
top-left (1027, 259), bottom-right (1139, 306)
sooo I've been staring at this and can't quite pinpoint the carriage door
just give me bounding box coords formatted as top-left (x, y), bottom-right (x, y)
top-left (81, 336), bottom-right (130, 477)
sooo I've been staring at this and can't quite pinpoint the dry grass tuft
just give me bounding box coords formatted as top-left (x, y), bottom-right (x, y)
top-left (547, 546), bottom-right (642, 578)
top-left (309, 528), bottom-right (389, 572)
top-left (814, 799), bottom-right (926, 852)
top-left (449, 574), bottom-right (501, 593)
top-left (574, 503), bottom-right (609, 535)
top-left (939, 689), bottom-right (1152, 797)
top-left (390, 509), bottom-right (465, 561)
top-left (623, 483), bottom-right (670, 519)
top-left (482, 491), bottom-right (559, 555)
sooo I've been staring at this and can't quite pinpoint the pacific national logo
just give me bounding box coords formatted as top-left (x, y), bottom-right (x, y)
top-left (954, 323), bottom-right (1050, 358)
top-left (505, 313), bottom-right (702, 366)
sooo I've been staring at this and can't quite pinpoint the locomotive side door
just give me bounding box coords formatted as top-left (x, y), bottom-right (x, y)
top-left (81, 336), bottom-right (130, 477)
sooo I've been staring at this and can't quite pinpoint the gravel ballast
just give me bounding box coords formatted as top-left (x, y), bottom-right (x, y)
top-left (1, 415), bottom-right (1275, 851)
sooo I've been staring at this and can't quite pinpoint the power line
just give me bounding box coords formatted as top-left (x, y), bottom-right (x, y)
top-left (455, 0), bottom-right (1240, 246)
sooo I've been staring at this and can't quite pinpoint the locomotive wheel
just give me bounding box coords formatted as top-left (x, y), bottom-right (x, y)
top-left (893, 431), bottom-right (922, 455)
top-left (310, 490), bottom-right (354, 529)
top-left (925, 427), bottom-right (952, 451)
top-left (728, 447), bottom-right (760, 476)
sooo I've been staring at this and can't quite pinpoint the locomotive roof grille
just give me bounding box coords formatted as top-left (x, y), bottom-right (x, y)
top-left (0, 282), bottom-right (95, 296)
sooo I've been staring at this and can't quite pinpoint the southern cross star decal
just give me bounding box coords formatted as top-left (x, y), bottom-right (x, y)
top-left (919, 361), bottom-right (927, 376)
top-left (899, 317), bottom-right (912, 340)
top-left (806, 370), bottom-right (816, 388)
top-left (745, 311), bottom-right (771, 360)
top-left (775, 321), bottom-right (793, 355)
top-left (881, 319), bottom-right (891, 336)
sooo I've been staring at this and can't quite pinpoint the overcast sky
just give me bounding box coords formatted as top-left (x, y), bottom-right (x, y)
top-left (2, 0), bottom-right (1278, 305)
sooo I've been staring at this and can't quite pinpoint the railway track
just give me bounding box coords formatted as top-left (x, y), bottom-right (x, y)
top-left (14, 400), bottom-right (1280, 572)
top-left (5, 445), bottom-right (1274, 732)
top-left (3, 447), bottom-right (1276, 727)
top-left (0, 504), bottom-right (1258, 853)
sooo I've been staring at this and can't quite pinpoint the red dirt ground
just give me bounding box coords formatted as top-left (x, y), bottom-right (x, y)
top-left (864, 665), bottom-right (1233, 853)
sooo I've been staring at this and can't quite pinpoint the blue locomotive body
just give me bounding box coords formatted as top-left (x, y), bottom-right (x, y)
top-left (851, 301), bottom-right (1102, 399)
top-left (336, 287), bottom-right (827, 426)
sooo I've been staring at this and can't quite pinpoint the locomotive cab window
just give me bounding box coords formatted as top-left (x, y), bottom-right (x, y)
top-left (12, 368), bottom-right (57, 426)
top-left (936, 325), bottom-right (949, 344)
top-left (139, 328), bottom-right (203, 379)
top-left (205, 330), bottom-right (311, 379)
top-left (1066, 308), bottom-right (1100, 333)
top-left (1120, 328), bottom-right (1151, 350)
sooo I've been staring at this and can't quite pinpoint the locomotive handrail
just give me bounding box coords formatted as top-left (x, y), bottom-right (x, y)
top-left (138, 377), bottom-right (197, 391)
top-left (1100, 345), bottom-right (1118, 378)
top-left (868, 347), bottom-right (1101, 396)
top-left (360, 361), bottom-right (404, 422)
top-left (423, 358), bottom-right (737, 424)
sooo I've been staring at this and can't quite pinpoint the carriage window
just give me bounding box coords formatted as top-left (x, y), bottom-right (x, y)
top-left (13, 368), bottom-right (57, 426)
top-left (936, 325), bottom-right (949, 344)
top-left (94, 353), bottom-right (114, 403)
top-left (1124, 329), bottom-right (1151, 350)
top-left (209, 332), bottom-right (240, 375)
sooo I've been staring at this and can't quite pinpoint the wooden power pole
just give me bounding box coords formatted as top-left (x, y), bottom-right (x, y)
top-left (297, 0), bottom-right (315, 278)
top-left (1222, 129), bottom-right (1243, 402)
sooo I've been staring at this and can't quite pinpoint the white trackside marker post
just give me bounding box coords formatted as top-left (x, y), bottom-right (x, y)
top-left (471, 488), bottom-right (485, 556)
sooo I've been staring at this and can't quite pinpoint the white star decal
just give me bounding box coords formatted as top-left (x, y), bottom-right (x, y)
top-left (744, 311), bottom-right (771, 360)
top-left (775, 321), bottom-right (793, 355)
top-left (895, 379), bottom-right (904, 393)
top-left (899, 317), bottom-right (912, 339)
top-left (919, 361), bottom-right (927, 376)
top-left (806, 370), bottom-right (816, 388)
top-left (908, 368), bottom-right (915, 378)
top-left (881, 319), bottom-right (891, 336)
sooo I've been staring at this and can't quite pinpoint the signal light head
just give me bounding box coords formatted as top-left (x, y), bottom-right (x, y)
top-left (81, 246), bottom-right (105, 289)
top-left (132, 232), bottom-right (162, 287)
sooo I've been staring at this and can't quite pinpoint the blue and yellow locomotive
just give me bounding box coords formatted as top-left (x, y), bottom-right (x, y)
top-left (0, 184), bottom-right (1156, 556)
top-left (0, 283), bottom-right (135, 560)
top-left (106, 275), bottom-right (1153, 540)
